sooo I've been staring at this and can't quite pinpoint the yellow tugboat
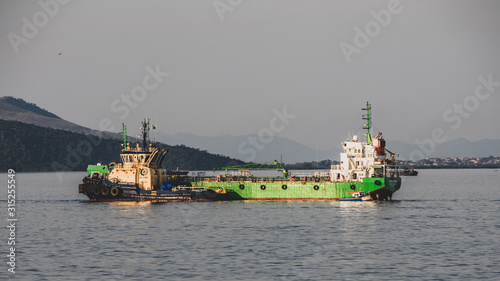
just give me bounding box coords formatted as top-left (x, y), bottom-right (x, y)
top-left (78, 119), bottom-right (228, 202)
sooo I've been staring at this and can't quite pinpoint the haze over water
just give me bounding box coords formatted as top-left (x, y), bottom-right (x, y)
top-left (2, 1), bottom-right (500, 150)
top-left (1, 169), bottom-right (499, 280)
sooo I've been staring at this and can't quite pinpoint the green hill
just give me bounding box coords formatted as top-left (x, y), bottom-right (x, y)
top-left (0, 120), bottom-right (244, 172)
top-left (0, 120), bottom-right (120, 172)
top-left (0, 96), bottom-right (123, 139)
top-left (0, 96), bottom-right (60, 119)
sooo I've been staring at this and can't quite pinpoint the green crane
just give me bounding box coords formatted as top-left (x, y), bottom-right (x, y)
top-left (119, 123), bottom-right (128, 151)
top-left (213, 160), bottom-right (289, 179)
top-left (362, 102), bottom-right (372, 145)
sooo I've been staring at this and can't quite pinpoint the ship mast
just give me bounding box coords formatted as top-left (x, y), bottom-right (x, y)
top-left (140, 118), bottom-right (150, 149)
top-left (119, 123), bottom-right (128, 151)
top-left (362, 102), bottom-right (372, 145)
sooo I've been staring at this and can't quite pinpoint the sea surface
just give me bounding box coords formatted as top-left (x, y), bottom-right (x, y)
top-left (1, 169), bottom-right (499, 280)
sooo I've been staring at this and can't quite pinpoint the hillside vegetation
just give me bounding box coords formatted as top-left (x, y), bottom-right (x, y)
top-left (0, 120), bottom-right (244, 172)
top-left (0, 96), bottom-right (122, 139)
top-left (0, 96), bottom-right (60, 118)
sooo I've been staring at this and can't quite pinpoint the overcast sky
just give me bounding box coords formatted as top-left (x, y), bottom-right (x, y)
top-left (1, 0), bottom-right (500, 150)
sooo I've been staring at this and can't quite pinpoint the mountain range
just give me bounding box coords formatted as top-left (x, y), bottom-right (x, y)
top-left (156, 132), bottom-right (500, 162)
top-left (156, 132), bottom-right (340, 164)
top-left (387, 139), bottom-right (500, 160)
top-left (0, 97), bottom-right (244, 171)
top-left (1, 96), bottom-right (498, 166)
top-left (0, 96), bottom-right (122, 139)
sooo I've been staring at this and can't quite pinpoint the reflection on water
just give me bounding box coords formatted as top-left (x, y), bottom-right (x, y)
top-left (0, 170), bottom-right (499, 280)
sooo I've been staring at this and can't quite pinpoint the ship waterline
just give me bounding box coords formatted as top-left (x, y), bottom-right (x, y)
top-left (189, 177), bottom-right (401, 201)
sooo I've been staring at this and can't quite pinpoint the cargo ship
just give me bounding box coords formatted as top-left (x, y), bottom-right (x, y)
top-left (192, 102), bottom-right (401, 201)
top-left (79, 102), bottom-right (401, 202)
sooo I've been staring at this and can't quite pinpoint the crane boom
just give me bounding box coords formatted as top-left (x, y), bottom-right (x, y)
top-left (384, 148), bottom-right (397, 165)
top-left (213, 160), bottom-right (289, 179)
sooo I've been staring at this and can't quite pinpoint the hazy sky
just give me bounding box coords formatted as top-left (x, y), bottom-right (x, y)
top-left (1, 0), bottom-right (500, 150)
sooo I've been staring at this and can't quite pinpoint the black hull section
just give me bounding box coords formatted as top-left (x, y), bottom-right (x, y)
top-left (79, 180), bottom-right (229, 202)
top-left (400, 169), bottom-right (418, 176)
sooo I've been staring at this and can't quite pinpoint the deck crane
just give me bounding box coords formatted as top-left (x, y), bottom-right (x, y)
top-left (213, 160), bottom-right (289, 179)
top-left (384, 148), bottom-right (398, 165)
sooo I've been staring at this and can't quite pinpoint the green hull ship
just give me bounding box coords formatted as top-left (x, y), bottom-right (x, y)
top-left (190, 102), bottom-right (401, 201)
top-left (79, 102), bottom-right (401, 202)
top-left (189, 176), bottom-right (401, 201)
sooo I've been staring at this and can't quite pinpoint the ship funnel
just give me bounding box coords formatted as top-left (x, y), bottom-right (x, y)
top-left (372, 133), bottom-right (386, 156)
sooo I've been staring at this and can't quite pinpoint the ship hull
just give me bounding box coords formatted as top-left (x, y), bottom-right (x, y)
top-left (79, 176), bottom-right (401, 202)
top-left (189, 177), bottom-right (401, 201)
top-left (78, 180), bottom-right (229, 202)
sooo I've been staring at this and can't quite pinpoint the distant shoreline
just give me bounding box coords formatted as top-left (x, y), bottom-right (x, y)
top-left (402, 166), bottom-right (500, 170)
top-left (3, 166), bottom-right (499, 173)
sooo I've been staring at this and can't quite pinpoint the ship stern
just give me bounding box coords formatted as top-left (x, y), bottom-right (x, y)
top-left (385, 177), bottom-right (401, 192)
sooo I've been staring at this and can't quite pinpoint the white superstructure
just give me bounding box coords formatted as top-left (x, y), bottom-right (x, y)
top-left (329, 102), bottom-right (398, 182)
top-left (330, 133), bottom-right (389, 182)
top-left (106, 119), bottom-right (170, 190)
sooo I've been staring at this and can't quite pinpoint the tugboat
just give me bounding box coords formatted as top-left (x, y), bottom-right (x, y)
top-left (78, 119), bottom-right (228, 202)
top-left (339, 191), bottom-right (371, 201)
top-left (400, 168), bottom-right (418, 176)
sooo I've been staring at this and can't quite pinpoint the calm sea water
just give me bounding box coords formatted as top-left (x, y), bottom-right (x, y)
top-left (1, 169), bottom-right (499, 280)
